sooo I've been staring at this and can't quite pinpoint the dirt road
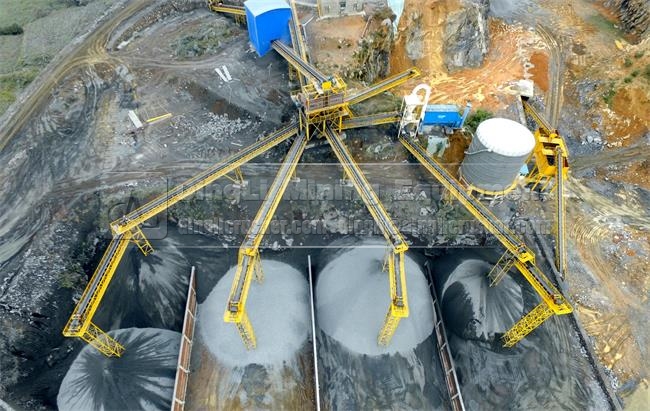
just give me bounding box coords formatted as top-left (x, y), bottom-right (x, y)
top-left (0, 0), bottom-right (153, 154)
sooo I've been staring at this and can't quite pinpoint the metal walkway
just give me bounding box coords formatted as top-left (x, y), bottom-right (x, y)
top-left (325, 127), bottom-right (406, 251)
top-left (341, 112), bottom-right (400, 130)
top-left (111, 124), bottom-right (298, 235)
top-left (323, 126), bottom-right (409, 344)
top-left (345, 68), bottom-right (420, 105)
top-left (555, 148), bottom-right (566, 276)
top-left (399, 135), bottom-right (572, 346)
top-left (400, 136), bottom-right (530, 258)
top-left (171, 267), bottom-right (197, 411)
top-left (425, 263), bottom-right (465, 411)
top-left (207, 2), bottom-right (245, 16)
top-left (62, 233), bottom-right (131, 356)
top-left (272, 40), bottom-right (328, 85)
top-left (225, 133), bottom-right (308, 349)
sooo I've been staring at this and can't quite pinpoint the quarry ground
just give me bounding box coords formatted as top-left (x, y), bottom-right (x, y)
top-left (0, 0), bottom-right (649, 409)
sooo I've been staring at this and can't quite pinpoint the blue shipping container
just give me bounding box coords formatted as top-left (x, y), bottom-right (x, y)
top-left (422, 104), bottom-right (462, 127)
top-left (245, 0), bottom-right (292, 56)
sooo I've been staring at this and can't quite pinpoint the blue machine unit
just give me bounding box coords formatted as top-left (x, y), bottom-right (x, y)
top-left (245, 0), bottom-right (292, 56)
top-left (422, 102), bottom-right (471, 129)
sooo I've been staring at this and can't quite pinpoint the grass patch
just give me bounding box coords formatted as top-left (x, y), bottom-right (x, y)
top-left (631, 70), bottom-right (639, 78)
top-left (623, 77), bottom-right (632, 84)
top-left (0, 0), bottom-right (69, 27)
top-left (624, 57), bottom-right (633, 67)
top-left (0, 88), bottom-right (16, 113)
top-left (588, 14), bottom-right (625, 37)
top-left (634, 51), bottom-right (644, 59)
top-left (0, 69), bottom-right (39, 90)
top-left (0, 69), bottom-right (39, 115)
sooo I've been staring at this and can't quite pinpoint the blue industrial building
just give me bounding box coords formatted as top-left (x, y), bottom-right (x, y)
top-left (421, 103), bottom-right (472, 129)
top-left (245, 0), bottom-right (292, 56)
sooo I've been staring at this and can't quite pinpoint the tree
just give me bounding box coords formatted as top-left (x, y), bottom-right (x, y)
top-left (465, 109), bottom-right (493, 133)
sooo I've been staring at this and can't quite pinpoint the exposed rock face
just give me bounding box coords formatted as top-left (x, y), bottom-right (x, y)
top-left (606, 0), bottom-right (650, 39)
top-left (444, 0), bottom-right (490, 72)
top-left (391, 0), bottom-right (491, 75)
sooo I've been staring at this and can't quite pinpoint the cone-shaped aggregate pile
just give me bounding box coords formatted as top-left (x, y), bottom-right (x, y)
top-left (57, 328), bottom-right (180, 411)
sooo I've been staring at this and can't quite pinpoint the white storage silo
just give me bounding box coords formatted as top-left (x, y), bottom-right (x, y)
top-left (460, 118), bottom-right (535, 194)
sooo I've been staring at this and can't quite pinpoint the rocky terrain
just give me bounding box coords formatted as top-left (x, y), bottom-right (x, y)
top-left (0, 0), bottom-right (648, 409)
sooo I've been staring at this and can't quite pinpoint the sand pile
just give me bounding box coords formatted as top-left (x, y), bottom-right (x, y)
top-left (57, 328), bottom-right (180, 411)
top-left (316, 243), bottom-right (434, 355)
top-left (439, 259), bottom-right (524, 341)
top-left (198, 260), bottom-right (310, 367)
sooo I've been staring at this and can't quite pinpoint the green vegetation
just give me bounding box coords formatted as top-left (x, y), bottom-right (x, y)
top-left (58, 263), bottom-right (84, 289)
top-left (624, 57), bottom-right (633, 67)
top-left (0, 69), bottom-right (39, 113)
top-left (624, 77), bottom-right (632, 84)
top-left (350, 7), bottom-right (395, 82)
top-left (602, 83), bottom-right (616, 107)
top-left (634, 51), bottom-right (645, 59)
top-left (172, 24), bottom-right (238, 58)
top-left (0, 0), bottom-right (68, 27)
top-left (0, 23), bottom-right (23, 35)
top-left (644, 65), bottom-right (650, 81)
top-left (631, 70), bottom-right (639, 78)
top-left (0, 69), bottom-right (39, 89)
top-left (465, 109), bottom-right (493, 133)
top-left (587, 14), bottom-right (625, 37)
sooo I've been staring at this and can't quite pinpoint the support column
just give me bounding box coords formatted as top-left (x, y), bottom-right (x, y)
top-left (82, 322), bottom-right (125, 357)
top-left (487, 251), bottom-right (517, 286)
top-left (502, 302), bottom-right (554, 347)
top-left (130, 226), bottom-right (154, 255)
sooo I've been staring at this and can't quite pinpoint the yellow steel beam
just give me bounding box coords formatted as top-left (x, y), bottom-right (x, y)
top-left (63, 233), bottom-right (131, 338)
top-left (290, 0), bottom-right (309, 63)
top-left (81, 322), bottom-right (125, 357)
top-left (341, 112), bottom-right (401, 130)
top-left (288, 0), bottom-right (309, 88)
top-left (399, 135), bottom-right (534, 262)
top-left (378, 250), bottom-right (409, 345)
top-left (272, 41), bottom-right (329, 86)
top-left (325, 128), bottom-right (407, 252)
top-left (323, 127), bottom-right (409, 346)
top-left (242, 133), bottom-right (307, 253)
top-left (207, 1), bottom-right (246, 16)
top-left (110, 125), bottom-right (298, 235)
top-left (225, 253), bottom-right (260, 349)
top-left (345, 67), bottom-right (420, 106)
top-left (145, 113), bottom-right (172, 124)
top-left (399, 135), bottom-right (572, 346)
top-left (224, 133), bottom-right (308, 349)
top-left (521, 98), bottom-right (553, 136)
top-left (514, 261), bottom-right (572, 314)
top-left (555, 148), bottom-right (567, 276)
top-left (522, 98), bottom-right (569, 276)
top-left (502, 301), bottom-right (554, 347)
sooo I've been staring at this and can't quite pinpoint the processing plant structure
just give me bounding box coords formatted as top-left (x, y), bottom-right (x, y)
top-left (62, 0), bottom-right (573, 362)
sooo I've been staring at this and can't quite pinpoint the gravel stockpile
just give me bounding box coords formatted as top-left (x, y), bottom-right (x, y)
top-left (198, 260), bottom-right (310, 367)
top-left (316, 241), bottom-right (434, 355)
top-left (57, 328), bottom-right (180, 411)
